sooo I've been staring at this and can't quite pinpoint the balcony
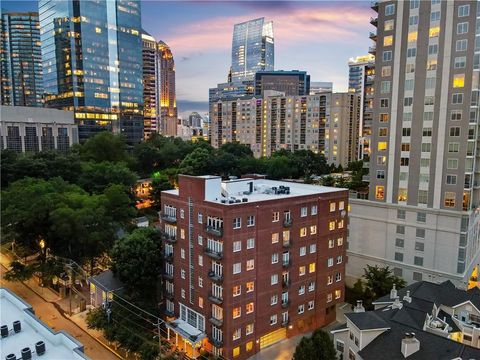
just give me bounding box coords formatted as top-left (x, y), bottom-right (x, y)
top-left (369, 31), bottom-right (377, 41)
top-left (164, 308), bottom-right (174, 317)
top-left (164, 252), bottom-right (173, 262)
top-left (282, 259), bottom-right (292, 269)
top-left (163, 272), bottom-right (174, 281)
top-left (205, 225), bottom-right (223, 237)
top-left (281, 319), bottom-right (290, 327)
top-left (208, 271), bottom-right (223, 284)
top-left (371, 1), bottom-right (378, 11)
top-left (208, 293), bottom-right (223, 305)
top-left (161, 213), bottom-right (177, 224)
top-left (283, 218), bottom-right (292, 227)
top-left (209, 317), bottom-right (223, 327)
top-left (163, 233), bottom-right (177, 243)
top-left (368, 45), bottom-right (376, 55)
top-left (362, 175), bottom-right (370, 183)
top-left (165, 290), bottom-right (174, 300)
top-left (205, 247), bottom-right (223, 260)
top-left (370, 17), bottom-right (378, 26)
top-left (208, 335), bottom-right (223, 348)
top-left (282, 240), bottom-right (292, 249)
top-left (282, 279), bottom-right (291, 288)
top-left (281, 300), bottom-right (291, 309)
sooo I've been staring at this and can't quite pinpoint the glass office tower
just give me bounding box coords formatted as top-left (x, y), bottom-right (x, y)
top-left (1, 12), bottom-right (43, 107)
top-left (231, 17), bottom-right (274, 82)
top-left (39, 0), bottom-right (143, 144)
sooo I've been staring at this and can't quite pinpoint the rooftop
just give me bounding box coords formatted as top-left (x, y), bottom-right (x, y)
top-left (0, 288), bottom-right (88, 360)
top-left (163, 176), bottom-right (346, 205)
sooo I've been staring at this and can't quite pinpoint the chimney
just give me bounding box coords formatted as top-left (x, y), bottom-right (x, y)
top-left (390, 284), bottom-right (397, 300)
top-left (392, 296), bottom-right (403, 309)
top-left (354, 300), bottom-right (365, 313)
top-left (403, 290), bottom-right (412, 304)
top-left (401, 333), bottom-right (420, 358)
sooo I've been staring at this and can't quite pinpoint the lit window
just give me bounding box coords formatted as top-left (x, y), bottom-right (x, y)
top-left (246, 302), bottom-right (254, 314)
top-left (407, 31), bottom-right (417, 43)
top-left (337, 237), bottom-right (344, 246)
top-left (233, 307), bottom-right (241, 319)
top-left (246, 324), bottom-right (254, 335)
top-left (329, 221), bottom-right (335, 231)
top-left (376, 186), bottom-right (385, 200)
top-left (398, 188), bottom-right (408, 202)
top-left (378, 142), bottom-right (387, 151)
top-left (429, 26), bottom-right (440, 38)
top-left (246, 259), bottom-right (254, 271)
top-left (299, 266), bottom-right (306, 276)
top-left (300, 227), bottom-right (307, 237)
top-left (445, 192), bottom-right (456, 208)
top-left (95, 27), bottom-right (102, 33)
top-left (246, 281), bottom-right (254, 292)
top-left (335, 289), bottom-right (342, 299)
top-left (272, 212), bottom-right (279, 222)
top-left (233, 347), bottom-right (240, 357)
top-left (272, 233), bottom-right (279, 243)
top-left (309, 263), bottom-right (316, 273)
top-left (330, 202), bottom-right (336, 212)
top-left (233, 285), bottom-right (241, 297)
top-left (329, 239), bottom-right (335, 248)
top-left (246, 341), bottom-right (253, 351)
top-left (310, 225), bottom-right (317, 235)
top-left (384, 35), bottom-right (393, 46)
top-left (453, 74), bottom-right (465, 88)
top-left (233, 328), bottom-right (241, 341)
top-left (338, 220), bottom-right (344, 229)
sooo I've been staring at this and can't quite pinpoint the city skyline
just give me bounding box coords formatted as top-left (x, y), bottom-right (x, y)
top-left (3, 0), bottom-right (374, 115)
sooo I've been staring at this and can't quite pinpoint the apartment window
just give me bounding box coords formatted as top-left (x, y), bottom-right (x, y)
top-left (375, 186), bottom-right (385, 200)
top-left (380, 114), bottom-right (389, 124)
top-left (425, 77), bottom-right (436, 89)
top-left (311, 205), bottom-right (317, 215)
top-left (401, 143), bottom-right (410, 152)
top-left (380, 99), bottom-right (389, 108)
top-left (382, 66), bottom-right (391, 77)
top-left (336, 272), bottom-right (342, 282)
top-left (328, 239), bottom-right (335, 249)
top-left (246, 324), bottom-right (254, 335)
top-left (310, 225), bottom-right (317, 235)
top-left (384, 35), bottom-right (393, 47)
top-left (414, 256), bottom-right (424, 266)
top-left (246, 238), bottom-right (254, 249)
top-left (299, 285), bottom-right (306, 295)
top-left (416, 228), bottom-right (425, 239)
top-left (400, 158), bottom-right (409, 166)
top-left (458, 4), bottom-right (470, 17)
top-left (428, 44), bottom-right (438, 55)
top-left (181, 269), bottom-right (186, 279)
top-left (377, 170), bottom-right (385, 179)
top-left (338, 220), bottom-right (344, 229)
top-left (233, 347), bottom-right (240, 358)
top-left (377, 156), bottom-right (387, 165)
top-left (233, 328), bottom-right (241, 341)
top-left (409, 15), bottom-right (418, 26)
top-left (453, 74), bottom-right (465, 88)
top-left (272, 212), bottom-right (279, 222)
top-left (378, 142), bottom-right (388, 151)
top-left (419, 191), bottom-right (428, 205)
top-left (336, 256), bottom-right (343, 265)
top-left (329, 221), bottom-right (335, 231)
top-left (327, 293), bottom-right (333, 303)
top-left (181, 248), bottom-right (185, 259)
top-left (301, 207), bottom-right (307, 217)
top-left (271, 274), bottom-right (278, 285)
top-left (271, 295), bottom-right (278, 305)
top-left (397, 225), bottom-right (405, 235)
top-left (300, 227), bottom-right (307, 237)
top-left (308, 281), bottom-right (315, 292)
top-left (246, 281), bottom-right (254, 293)
top-left (452, 93), bottom-right (464, 104)
top-left (383, 51), bottom-right (392, 62)
top-left (270, 315), bottom-right (277, 325)
top-left (457, 22), bottom-right (469, 35)
top-left (422, 128), bottom-right (432, 137)
top-left (413, 272), bottom-right (423, 281)
top-left (310, 244), bottom-right (316, 253)
top-left (299, 266), bottom-right (306, 276)
top-left (406, 63), bottom-right (415, 73)
top-left (330, 202), bottom-right (336, 212)
top-left (198, 235), bottom-right (203, 246)
top-left (199, 277), bottom-right (203, 288)
top-left (380, 81), bottom-right (391, 94)
top-left (233, 285), bottom-right (241, 297)
top-left (417, 212), bottom-right (426, 223)
top-left (199, 255), bottom-right (203, 266)
top-left (309, 263), bottom-right (316, 273)
top-left (233, 263), bottom-right (241, 274)
top-left (233, 241), bottom-right (241, 252)
top-left (397, 210), bottom-right (406, 219)
top-left (246, 302), bottom-right (254, 314)
top-left (421, 143), bottom-right (431, 153)
top-left (455, 57), bottom-right (466, 69)
top-left (404, 79), bottom-right (414, 91)
top-left (456, 39), bottom-right (468, 52)
top-left (300, 246), bottom-right (307, 256)
top-left (246, 259), bottom-right (254, 271)
top-left (339, 201), bottom-right (345, 211)
top-left (247, 215), bottom-right (255, 227)
top-left (429, 26), bottom-right (440, 38)
top-left (446, 174), bottom-right (457, 185)
top-left (328, 258), bottom-right (334, 267)
top-left (402, 128), bottom-right (411, 137)
top-left (308, 301), bottom-right (315, 310)
top-left (384, 20), bottom-right (394, 31)
top-left (233, 218), bottom-right (241, 229)
top-left (395, 238), bottom-right (404, 248)
top-left (415, 242), bottom-right (425, 252)
top-left (445, 192), bottom-right (456, 207)
top-left (198, 213), bottom-right (203, 224)
top-left (180, 209), bottom-right (185, 219)
top-left (233, 307), bottom-right (241, 319)
top-left (395, 252), bottom-right (404, 262)
top-left (426, 59), bottom-right (437, 71)
top-left (406, 48), bottom-right (416, 58)
top-left (272, 233), bottom-right (279, 243)
top-left (385, 3), bottom-right (395, 15)
top-left (448, 143), bottom-right (460, 153)
top-left (447, 159), bottom-right (458, 169)
top-left (430, 11), bottom-right (440, 22)
top-left (298, 304), bottom-right (305, 314)
top-left (410, 0), bottom-right (419, 9)
top-left (181, 289), bottom-right (185, 299)
top-left (335, 290), bottom-right (342, 299)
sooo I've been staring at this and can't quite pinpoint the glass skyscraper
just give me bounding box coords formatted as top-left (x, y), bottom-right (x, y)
top-left (1, 12), bottom-right (43, 107)
top-left (39, 0), bottom-right (144, 144)
top-left (230, 17), bottom-right (274, 82)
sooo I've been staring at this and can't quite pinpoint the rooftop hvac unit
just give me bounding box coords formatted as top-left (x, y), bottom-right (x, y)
top-left (35, 341), bottom-right (46, 356)
top-left (235, 199), bottom-right (241, 203)
top-left (21, 347), bottom-right (31, 360)
top-left (1, 325), bottom-right (8, 338)
top-left (13, 321), bottom-right (21, 333)
top-left (6, 354), bottom-right (16, 360)
top-left (242, 198), bottom-right (248, 202)
top-left (221, 199), bottom-right (227, 204)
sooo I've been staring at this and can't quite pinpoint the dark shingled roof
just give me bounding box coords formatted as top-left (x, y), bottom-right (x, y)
top-left (88, 270), bottom-right (124, 293)
top-left (345, 311), bottom-right (390, 330)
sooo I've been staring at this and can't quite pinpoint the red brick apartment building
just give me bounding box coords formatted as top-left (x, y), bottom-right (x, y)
top-left (160, 175), bottom-right (348, 360)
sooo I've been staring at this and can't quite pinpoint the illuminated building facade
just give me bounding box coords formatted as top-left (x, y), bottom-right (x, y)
top-left (1, 12), bottom-right (43, 107)
top-left (231, 18), bottom-right (274, 83)
top-left (160, 175), bottom-right (348, 359)
top-left (142, 31), bottom-right (158, 139)
top-left (38, 0), bottom-right (144, 144)
top-left (158, 40), bottom-right (177, 137)
top-left (348, 54), bottom-right (375, 160)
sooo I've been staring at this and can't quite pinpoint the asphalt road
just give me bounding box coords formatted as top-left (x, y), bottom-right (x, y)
top-left (0, 264), bottom-right (121, 360)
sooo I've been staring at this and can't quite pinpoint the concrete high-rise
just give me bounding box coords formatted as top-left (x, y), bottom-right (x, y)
top-left (160, 175), bottom-right (348, 359)
top-left (39, 0), bottom-right (144, 144)
top-left (347, 0), bottom-right (480, 286)
top-left (1, 12), bottom-right (43, 107)
top-left (254, 70), bottom-right (310, 97)
top-left (348, 54), bottom-right (375, 160)
top-left (231, 18), bottom-right (274, 82)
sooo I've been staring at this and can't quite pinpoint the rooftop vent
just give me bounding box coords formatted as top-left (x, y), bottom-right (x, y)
top-left (35, 341), bottom-right (46, 356)
top-left (354, 300), bottom-right (365, 313)
top-left (1, 325), bottom-right (8, 338)
top-left (6, 354), bottom-right (16, 360)
top-left (13, 321), bottom-right (21, 333)
top-left (242, 198), bottom-right (248, 203)
top-left (21, 347), bottom-right (31, 360)
top-left (401, 333), bottom-right (420, 358)
top-left (390, 283), bottom-right (397, 300)
top-left (403, 290), bottom-right (412, 304)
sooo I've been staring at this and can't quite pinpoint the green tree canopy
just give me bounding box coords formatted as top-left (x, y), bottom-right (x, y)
top-left (363, 265), bottom-right (407, 299)
top-left (293, 329), bottom-right (337, 360)
top-left (80, 132), bottom-right (129, 163)
top-left (78, 161), bottom-right (137, 194)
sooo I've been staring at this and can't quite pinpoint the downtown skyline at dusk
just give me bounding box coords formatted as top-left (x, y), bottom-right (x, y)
top-left (3, 0), bottom-right (373, 115)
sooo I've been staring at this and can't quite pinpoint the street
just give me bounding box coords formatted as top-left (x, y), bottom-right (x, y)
top-left (0, 263), bottom-right (121, 360)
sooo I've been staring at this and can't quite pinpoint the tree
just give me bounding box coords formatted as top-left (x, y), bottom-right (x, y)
top-left (78, 161), bottom-right (137, 194)
top-left (4, 261), bottom-right (35, 282)
top-left (293, 329), bottom-right (337, 360)
top-left (178, 147), bottom-right (213, 175)
top-left (150, 172), bottom-right (174, 208)
top-left (80, 132), bottom-right (128, 163)
top-left (218, 141), bottom-right (253, 158)
top-left (363, 265), bottom-right (406, 299)
top-left (264, 156), bottom-right (296, 179)
top-left (111, 228), bottom-right (163, 301)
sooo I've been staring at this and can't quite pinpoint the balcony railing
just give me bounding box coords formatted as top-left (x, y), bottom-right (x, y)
top-left (208, 335), bottom-right (223, 347)
top-left (283, 218), bottom-right (292, 227)
top-left (164, 308), bottom-right (174, 317)
top-left (370, 17), bottom-right (378, 26)
top-left (369, 31), bottom-right (377, 40)
top-left (282, 259), bottom-right (292, 268)
top-left (368, 45), bottom-right (376, 55)
top-left (161, 213), bottom-right (177, 224)
top-left (281, 300), bottom-right (291, 309)
top-left (209, 317), bottom-right (223, 327)
top-left (163, 272), bottom-right (174, 281)
top-left (208, 293), bottom-right (223, 305)
top-left (205, 225), bottom-right (223, 237)
top-left (165, 290), bottom-right (174, 300)
top-left (163, 234), bottom-right (177, 243)
top-left (164, 252), bottom-right (173, 262)
top-left (282, 279), bottom-right (290, 288)
top-left (205, 247), bottom-right (223, 260)
top-left (208, 271), bottom-right (223, 283)
top-left (371, 1), bottom-right (378, 11)
top-left (282, 240), bottom-right (292, 249)
top-left (281, 319), bottom-right (290, 327)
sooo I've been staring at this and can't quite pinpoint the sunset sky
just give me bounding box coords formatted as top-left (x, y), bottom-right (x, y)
top-left (3, 0), bottom-right (374, 116)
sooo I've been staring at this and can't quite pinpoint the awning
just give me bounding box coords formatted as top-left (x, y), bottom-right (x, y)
top-left (166, 319), bottom-right (207, 346)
